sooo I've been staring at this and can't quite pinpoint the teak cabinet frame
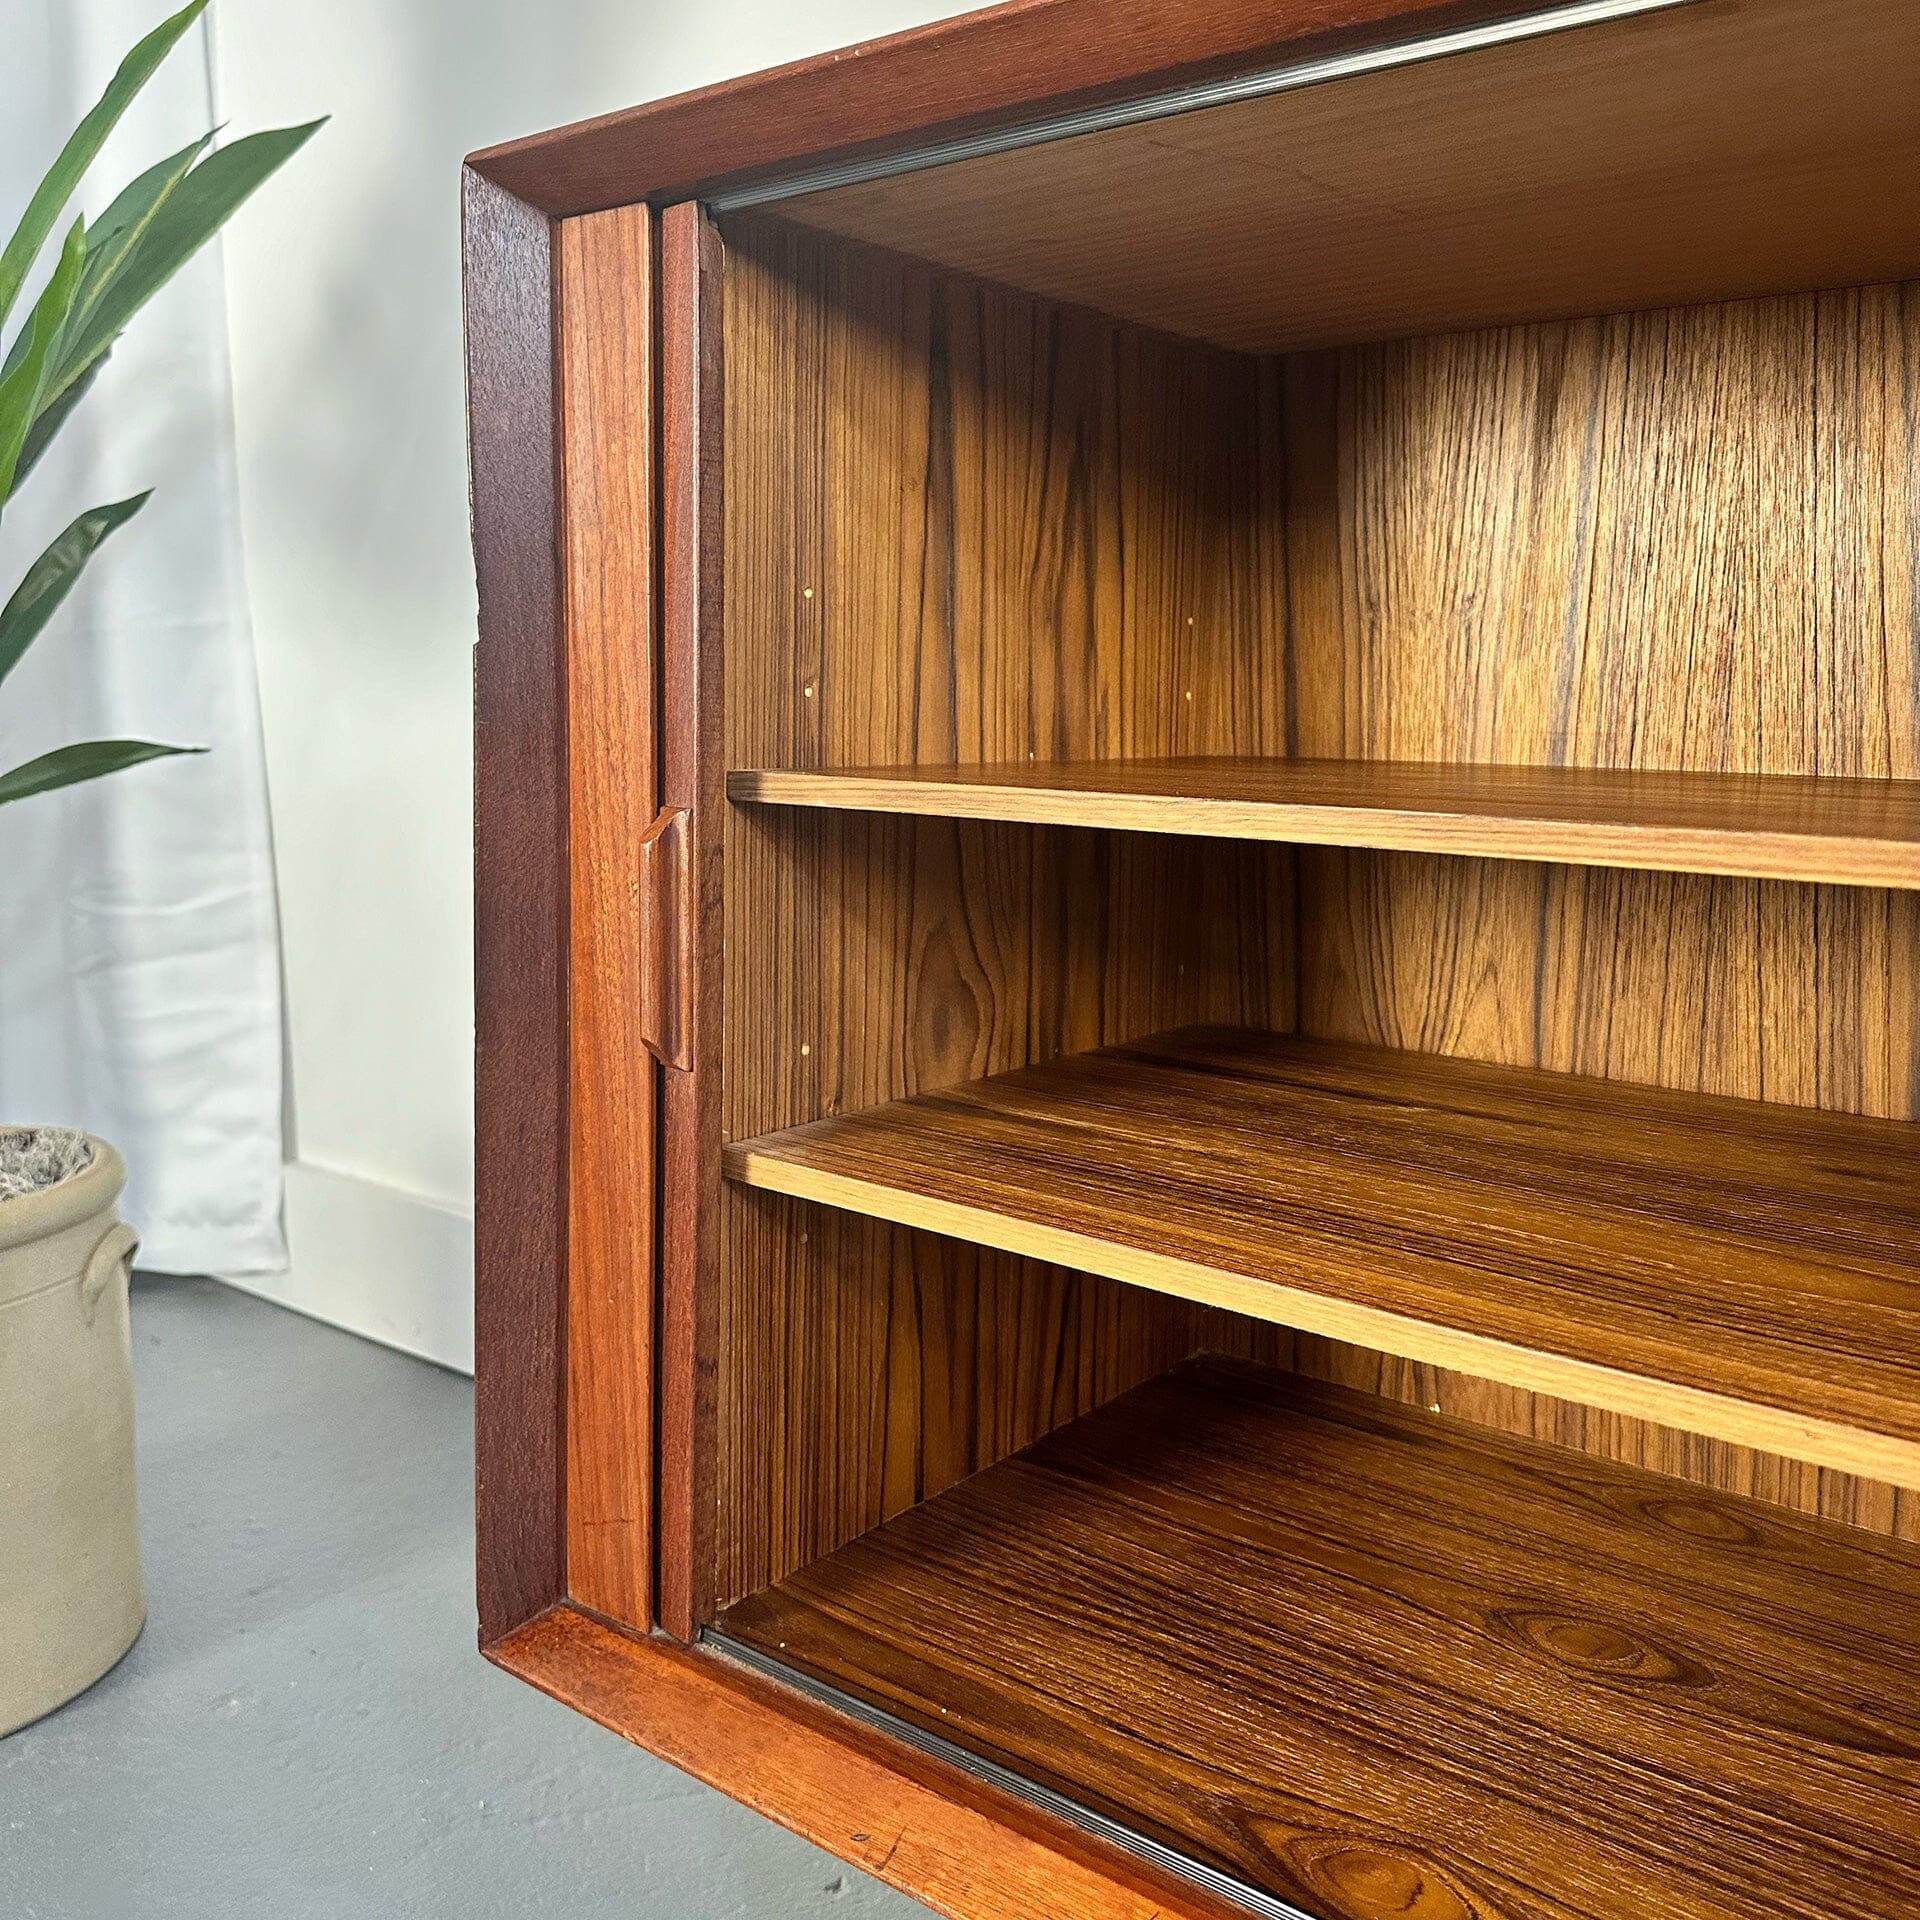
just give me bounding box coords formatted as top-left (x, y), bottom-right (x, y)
top-left (466, 3), bottom-right (1920, 1916)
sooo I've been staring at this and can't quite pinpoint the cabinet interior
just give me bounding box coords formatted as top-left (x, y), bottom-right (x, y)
top-left (695, 7), bottom-right (1920, 1908)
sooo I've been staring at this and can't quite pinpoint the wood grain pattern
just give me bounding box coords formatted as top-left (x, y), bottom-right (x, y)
top-left (713, 227), bottom-right (1920, 1571)
top-left (710, 240), bottom-right (1920, 1564)
top-left (715, 218), bottom-right (1294, 1608)
top-left (657, 201), bottom-right (728, 1642)
top-left (719, 215), bottom-right (1291, 773)
top-left (557, 204), bottom-right (656, 1630)
top-left (490, 1605), bottom-right (1256, 1920)
top-left (465, 0), bottom-right (1548, 215)
top-left (728, 1026), bottom-right (1920, 1488)
top-left (729, 755), bottom-right (1920, 888)
top-left (787, 0), bottom-right (1920, 351)
top-left (714, 813), bottom-right (1296, 1607)
top-left (1284, 282), bottom-right (1920, 1535)
top-left (715, 1191), bottom-right (1282, 1619)
top-left (721, 1359), bottom-right (1920, 1920)
top-left (1281, 287), bottom-right (1920, 780)
top-left (465, 167), bottom-right (566, 1646)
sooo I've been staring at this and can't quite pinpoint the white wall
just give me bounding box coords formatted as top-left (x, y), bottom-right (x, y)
top-left (207, 0), bottom-right (956, 1365)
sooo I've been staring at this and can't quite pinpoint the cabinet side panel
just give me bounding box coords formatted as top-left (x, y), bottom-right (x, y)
top-left (1285, 282), bottom-right (1920, 1539)
top-left (716, 218), bottom-right (1295, 1605)
top-left (558, 205), bottom-right (657, 1628)
top-left (466, 169), bottom-right (567, 1643)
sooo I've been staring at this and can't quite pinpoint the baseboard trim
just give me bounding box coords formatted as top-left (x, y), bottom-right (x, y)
top-left (219, 1161), bottom-right (473, 1373)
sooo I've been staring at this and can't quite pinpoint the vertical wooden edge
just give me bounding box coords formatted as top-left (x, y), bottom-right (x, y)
top-left (559, 202), bottom-right (659, 1629)
top-left (466, 165), bottom-right (567, 1646)
top-left (489, 1606), bottom-right (1252, 1920)
top-left (657, 199), bottom-right (727, 1640)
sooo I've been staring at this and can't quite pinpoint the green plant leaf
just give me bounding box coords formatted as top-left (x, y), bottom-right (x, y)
top-left (0, 738), bottom-right (203, 809)
top-left (48, 118), bottom-right (327, 403)
top-left (0, 220), bottom-right (86, 504)
top-left (66, 132), bottom-right (215, 349)
top-left (0, 138), bottom-right (201, 440)
top-left (0, 493), bottom-right (150, 689)
top-left (0, 142), bottom-right (207, 391)
top-left (6, 357), bottom-right (103, 501)
top-left (0, 0), bottom-right (211, 331)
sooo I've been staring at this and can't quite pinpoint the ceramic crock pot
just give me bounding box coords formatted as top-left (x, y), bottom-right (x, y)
top-left (0, 1128), bottom-right (143, 1735)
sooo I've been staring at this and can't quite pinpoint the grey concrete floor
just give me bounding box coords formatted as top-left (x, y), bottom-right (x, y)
top-left (0, 1275), bottom-right (927, 1920)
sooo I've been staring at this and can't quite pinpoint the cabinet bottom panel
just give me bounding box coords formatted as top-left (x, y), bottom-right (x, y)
top-left (716, 1358), bottom-right (1920, 1920)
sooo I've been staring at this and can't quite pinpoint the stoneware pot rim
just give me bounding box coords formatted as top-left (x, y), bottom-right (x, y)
top-left (0, 1130), bottom-right (126, 1253)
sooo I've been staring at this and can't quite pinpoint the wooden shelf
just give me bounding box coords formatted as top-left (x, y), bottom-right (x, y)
top-left (718, 1360), bottom-right (1920, 1920)
top-left (724, 1027), bottom-right (1920, 1486)
top-left (727, 757), bottom-right (1920, 889)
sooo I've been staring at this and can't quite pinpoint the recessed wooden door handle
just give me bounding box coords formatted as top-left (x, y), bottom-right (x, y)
top-left (638, 805), bottom-right (692, 1071)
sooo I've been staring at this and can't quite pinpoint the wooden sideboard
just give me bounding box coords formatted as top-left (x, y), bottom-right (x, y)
top-left (464, 3), bottom-right (1920, 1914)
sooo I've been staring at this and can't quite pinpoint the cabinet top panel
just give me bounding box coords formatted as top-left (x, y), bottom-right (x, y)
top-left (773, 0), bottom-right (1920, 350)
top-left (467, 0), bottom-right (1580, 214)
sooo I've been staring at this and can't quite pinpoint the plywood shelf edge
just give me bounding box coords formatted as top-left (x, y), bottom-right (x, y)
top-left (728, 758), bottom-right (1920, 889)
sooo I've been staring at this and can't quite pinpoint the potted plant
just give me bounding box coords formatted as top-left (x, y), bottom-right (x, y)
top-left (0, 0), bottom-right (319, 1736)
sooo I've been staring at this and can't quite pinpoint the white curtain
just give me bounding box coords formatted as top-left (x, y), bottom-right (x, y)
top-left (0, 2), bottom-right (287, 1274)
